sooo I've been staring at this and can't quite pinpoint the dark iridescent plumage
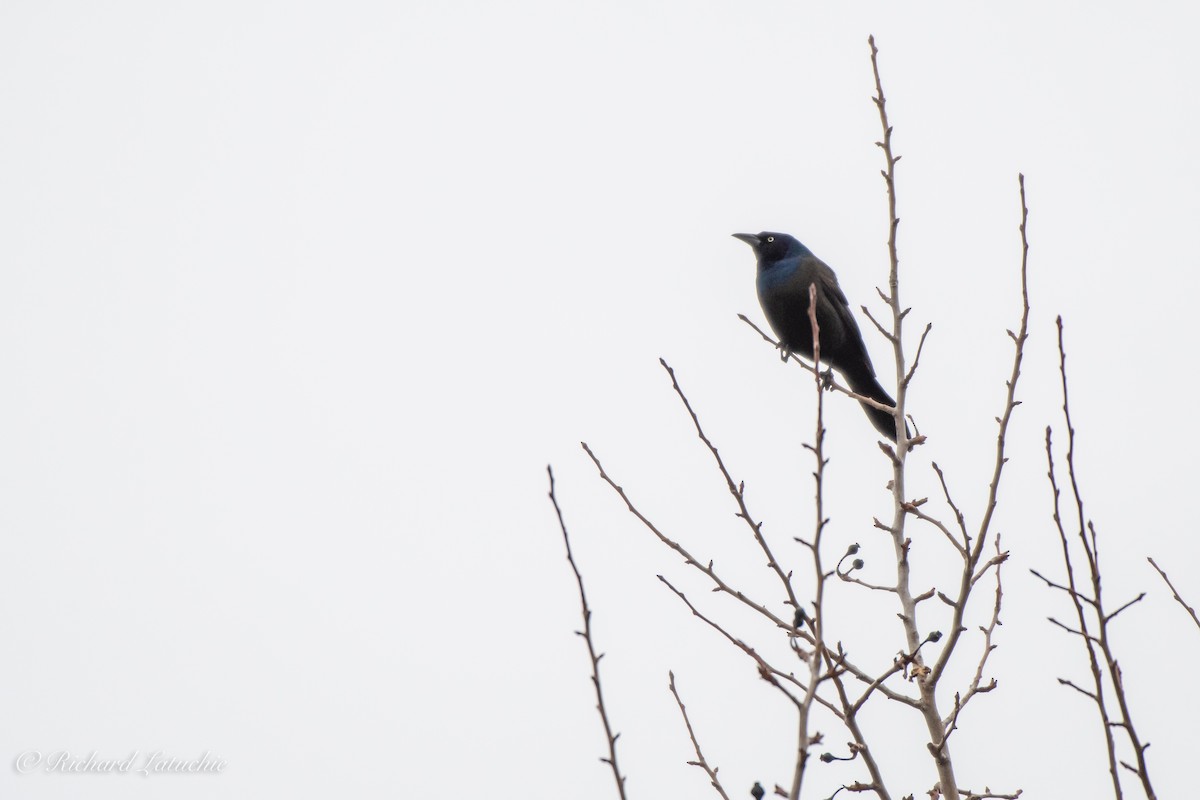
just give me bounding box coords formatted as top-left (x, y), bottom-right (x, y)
top-left (734, 231), bottom-right (902, 441)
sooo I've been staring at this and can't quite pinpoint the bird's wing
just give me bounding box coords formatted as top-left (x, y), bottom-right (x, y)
top-left (810, 258), bottom-right (857, 325)
top-left (810, 257), bottom-right (877, 376)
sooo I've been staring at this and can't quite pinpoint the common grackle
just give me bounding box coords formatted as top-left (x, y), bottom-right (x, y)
top-left (733, 231), bottom-right (903, 442)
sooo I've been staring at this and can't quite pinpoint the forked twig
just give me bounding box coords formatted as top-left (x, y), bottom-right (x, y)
top-left (1037, 318), bottom-right (1157, 800)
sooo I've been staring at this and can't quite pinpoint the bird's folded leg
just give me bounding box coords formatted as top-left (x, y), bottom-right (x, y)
top-left (778, 343), bottom-right (792, 362)
top-left (820, 367), bottom-right (835, 390)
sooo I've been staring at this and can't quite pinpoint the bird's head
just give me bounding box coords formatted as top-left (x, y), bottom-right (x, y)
top-left (732, 231), bottom-right (810, 263)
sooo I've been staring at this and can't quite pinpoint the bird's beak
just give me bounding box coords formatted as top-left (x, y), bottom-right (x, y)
top-left (731, 233), bottom-right (760, 248)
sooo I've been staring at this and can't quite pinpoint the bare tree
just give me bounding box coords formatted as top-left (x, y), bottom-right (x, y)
top-left (547, 33), bottom-right (1190, 800)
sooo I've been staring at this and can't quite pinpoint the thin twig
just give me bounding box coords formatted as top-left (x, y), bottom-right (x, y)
top-left (1044, 423), bottom-right (1120, 798)
top-left (1147, 557), bottom-right (1200, 632)
top-left (1041, 317), bottom-right (1158, 800)
top-left (823, 655), bottom-right (895, 800)
top-left (1029, 568), bottom-right (1098, 607)
top-left (582, 442), bottom-right (800, 637)
top-left (903, 322), bottom-right (934, 388)
top-left (669, 671), bottom-right (732, 800)
top-left (860, 304), bottom-right (895, 342)
top-left (848, 656), bottom-right (912, 714)
top-left (547, 467), bottom-right (628, 800)
top-left (920, 176), bottom-right (1031, 800)
top-left (903, 501), bottom-right (967, 556)
top-left (957, 789), bottom-right (1023, 800)
top-left (930, 174), bottom-right (1031, 688)
top-left (930, 463), bottom-right (970, 545)
top-left (1060, 319), bottom-right (1155, 800)
top-left (658, 576), bottom-right (817, 713)
top-left (659, 358), bottom-right (802, 617)
top-left (941, 537), bottom-right (1005, 745)
top-left (838, 572), bottom-right (900, 594)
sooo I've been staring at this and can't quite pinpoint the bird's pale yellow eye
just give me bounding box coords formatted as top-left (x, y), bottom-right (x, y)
top-left (766, 236), bottom-right (774, 242)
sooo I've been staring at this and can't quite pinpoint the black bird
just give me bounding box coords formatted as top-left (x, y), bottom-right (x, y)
top-left (733, 231), bottom-right (903, 441)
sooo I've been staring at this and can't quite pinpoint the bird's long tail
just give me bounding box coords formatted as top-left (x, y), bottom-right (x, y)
top-left (844, 371), bottom-right (906, 442)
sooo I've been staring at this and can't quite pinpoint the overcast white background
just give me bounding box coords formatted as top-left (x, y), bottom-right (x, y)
top-left (2, 2), bottom-right (1198, 798)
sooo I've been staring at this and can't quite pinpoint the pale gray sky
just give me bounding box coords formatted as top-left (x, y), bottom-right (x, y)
top-left (2, 2), bottom-right (1198, 798)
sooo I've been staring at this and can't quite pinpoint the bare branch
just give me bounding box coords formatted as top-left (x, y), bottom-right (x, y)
top-left (970, 551), bottom-right (1010, 588)
top-left (930, 462), bottom-right (970, 545)
top-left (1147, 557), bottom-right (1200, 632)
top-left (658, 358), bottom-right (802, 617)
top-left (1057, 677), bottom-right (1098, 702)
top-left (822, 654), bottom-right (897, 800)
top-left (669, 671), bottom-right (732, 800)
top-left (582, 442), bottom-right (799, 636)
top-left (941, 538), bottom-right (1006, 745)
top-left (929, 174), bottom-right (1030, 697)
top-left (1041, 318), bottom-right (1158, 800)
top-left (838, 572), bottom-right (900, 594)
top-left (1105, 593), bottom-right (1146, 624)
top-left (789, 282), bottom-right (828, 800)
top-left (1029, 569), bottom-right (1098, 607)
top-left (902, 322), bottom-right (934, 388)
top-left (848, 656), bottom-right (914, 714)
top-left (957, 788), bottom-right (1023, 800)
top-left (868, 34), bottom-right (965, 798)
top-left (903, 500), bottom-right (967, 556)
top-left (658, 575), bottom-right (820, 714)
top-left (547, 467), bottom-right (628, 800)
top-left (860, 303), bottom-right (895, 342)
